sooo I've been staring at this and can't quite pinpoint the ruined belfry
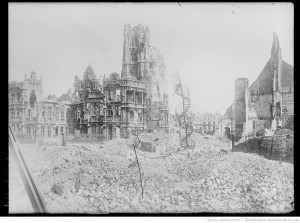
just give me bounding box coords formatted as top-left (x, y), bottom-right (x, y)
top-left (121, 24), bottom-right (169, 132)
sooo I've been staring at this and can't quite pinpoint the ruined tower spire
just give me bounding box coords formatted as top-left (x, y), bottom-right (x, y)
top-left (271, 32), bottom-right (280, 55)
top-left (271, 32), bottom-right (282, 92)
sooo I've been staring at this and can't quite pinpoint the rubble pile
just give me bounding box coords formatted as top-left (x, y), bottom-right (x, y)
top-left (234, 128), bottom-right (294, 163)
top-left (19, 134), bottom-right (294, 213)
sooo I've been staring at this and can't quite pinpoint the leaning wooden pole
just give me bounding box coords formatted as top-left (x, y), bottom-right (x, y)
top-left (9, 123), bottom-right (48, 213)
top-left (132, 131), bottom-right (144, 198)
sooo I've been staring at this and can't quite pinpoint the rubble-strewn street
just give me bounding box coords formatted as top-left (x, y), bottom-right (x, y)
top-left (18, 133), bottom-right (294, 213)
top-left (9, 4), bottom-right (294, 215)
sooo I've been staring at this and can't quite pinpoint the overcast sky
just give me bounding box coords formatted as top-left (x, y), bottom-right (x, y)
top-left (9, 3), bottom-right (293, 115)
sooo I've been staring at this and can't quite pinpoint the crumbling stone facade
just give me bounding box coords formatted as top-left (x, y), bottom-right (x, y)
top-left (103, 73), bottom-right (147, 139)
top-left (121, 24), bottom-right (169, 132)
top-left (9, 71), bottom-right (68, 141)
top-left (249, 33), bottom-right (294, 130)
top-left (228, 33), bottom-right (294, 139)
top-left (68, 64), bottom-right (105, 137)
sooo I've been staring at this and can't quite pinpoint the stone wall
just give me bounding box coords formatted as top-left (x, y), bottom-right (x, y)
top-left (233, 130), bottom-right (294, 164)
top-left (282, 91), bottom-right (294, 127)
top-left (250, 94), bottom-right (273, 120)
top-left (233, 78), bottom-right (248, 125)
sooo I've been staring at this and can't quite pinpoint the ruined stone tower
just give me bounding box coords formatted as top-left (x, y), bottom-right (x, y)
top-left (121, 24), bottom-right (169, 132)
top-left (233, 78), bottom-right (249, 136)
top-left (271, 32), bottom-right (283, 92)
top-left (271, 32), bottom-right (283, 129)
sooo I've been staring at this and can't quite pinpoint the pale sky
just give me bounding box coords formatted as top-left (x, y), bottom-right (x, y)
top-left (9, 3), bottom-right (294, 115)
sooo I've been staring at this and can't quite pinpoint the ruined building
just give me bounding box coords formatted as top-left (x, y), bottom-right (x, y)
top-left (103, 72), bottom-right (147, 139)
top-left (193, 112), bottom-right (222, 135)
top-left (9, 71), bottom-right (69, 140)
top-left (68, 64), bottom-right (105, 137)
top-left (228, 33), bottom-right (294, 139)
top-left (67, 24), bottom-right (169, 140)
top-left (249, 33), bottom-right (294, 129)
top-left (64, 24), bottom-right (169, 140)
top-left (121, 24), bottom-right (169, 133)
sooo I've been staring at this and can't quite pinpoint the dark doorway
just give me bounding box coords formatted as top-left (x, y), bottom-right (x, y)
top-left (56, 126), bottom-right (58, 136)
top-left (108, 125), bottom-right (113, 140)
top-left (225, 127), bottom-right (231, 140)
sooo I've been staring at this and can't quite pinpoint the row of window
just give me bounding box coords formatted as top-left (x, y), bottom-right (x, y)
top-left (11, 125), bottom-right (65, 135)
top-left (41, 110), bottom-right (65, 118)
top-left (10, 93), bottom-right (22, 104)
top-left (9, 109), bottom-right (22, 117)
top-left (195, 121), bottom-right (219, 125)
top-left (10, 108), bottom-right (65, 119)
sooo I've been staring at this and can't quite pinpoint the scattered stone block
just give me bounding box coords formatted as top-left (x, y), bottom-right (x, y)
top-left (52, 183), bottom-right (63, 196)
top-left (140, 142), bottom-right (155, 152)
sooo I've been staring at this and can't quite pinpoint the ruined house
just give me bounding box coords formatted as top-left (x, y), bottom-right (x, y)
top-left (9, 71), bottom-right (68, 141)
top-left (68, 64), bottom-right (105, 137)
top-left (193, 112), bottom-right (222, 135)
top-left (228, 33), bottom-right (294, 139)
top-left (103, 72), bottom-right (147, 139)
top-left (249, 33), bottom-right (294, 129)
top-left (121, 24), bottom-right (169, 133)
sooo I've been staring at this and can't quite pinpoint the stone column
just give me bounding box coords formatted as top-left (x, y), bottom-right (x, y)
top-left (123, 89), bottom-right (126, 103)
top-left (141, 91), bottom-right (143, 105)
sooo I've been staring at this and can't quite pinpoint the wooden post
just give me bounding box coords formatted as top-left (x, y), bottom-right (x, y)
top-left (270, 136), bottom-right (274, 160)
top-left (62, 133), bottom-right (66, 146)
top-left (231, 134), bottom-right (234, 151)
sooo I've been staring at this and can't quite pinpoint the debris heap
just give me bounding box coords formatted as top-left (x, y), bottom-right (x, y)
top-left (19, 133), bottom-right (294, 213)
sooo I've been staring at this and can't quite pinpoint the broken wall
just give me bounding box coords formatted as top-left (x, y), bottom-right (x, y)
top-left (233, 130), bottom-right (294, 164)
top-left (282, 91), bottom-right (294, 127)
top-left (250, 94), bottom-right (272, 120)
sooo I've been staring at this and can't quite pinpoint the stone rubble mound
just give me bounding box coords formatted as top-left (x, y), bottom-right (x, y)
top-left (20, 133), bottom-right (294, 213)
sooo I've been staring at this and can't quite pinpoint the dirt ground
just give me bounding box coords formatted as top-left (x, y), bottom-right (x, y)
top-left (9, 133), bottom-right (294, 213)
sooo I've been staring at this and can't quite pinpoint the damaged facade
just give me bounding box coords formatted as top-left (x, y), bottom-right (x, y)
top-left (193, 112), bottom-right (222, 135)
top-left (9, 71), bottom-right (69, 141)
top-left (228, 33), bottom-right (294, 140)
top-left (103, 72), bottom-right (147, 139)
top-left (66, 24), bottom-right (169, 140)
top-left (121, 24), bottom-right (169, 133)
top-left (68, 65), bottom-right (105, 138)
top-left (10, 24), bottom-right (170, 141)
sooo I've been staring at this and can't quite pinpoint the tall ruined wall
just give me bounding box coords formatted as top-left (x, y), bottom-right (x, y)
top-left (282, 91), bottom-right (294, 127)
top-left (122, 24), bottom-right (151, 78)
top-left (233, 78), bottom-right (248, 125)
top-left (271, 33), bottom-right (282, 92)
top-left (250, 94), bottom-right (272, 122)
